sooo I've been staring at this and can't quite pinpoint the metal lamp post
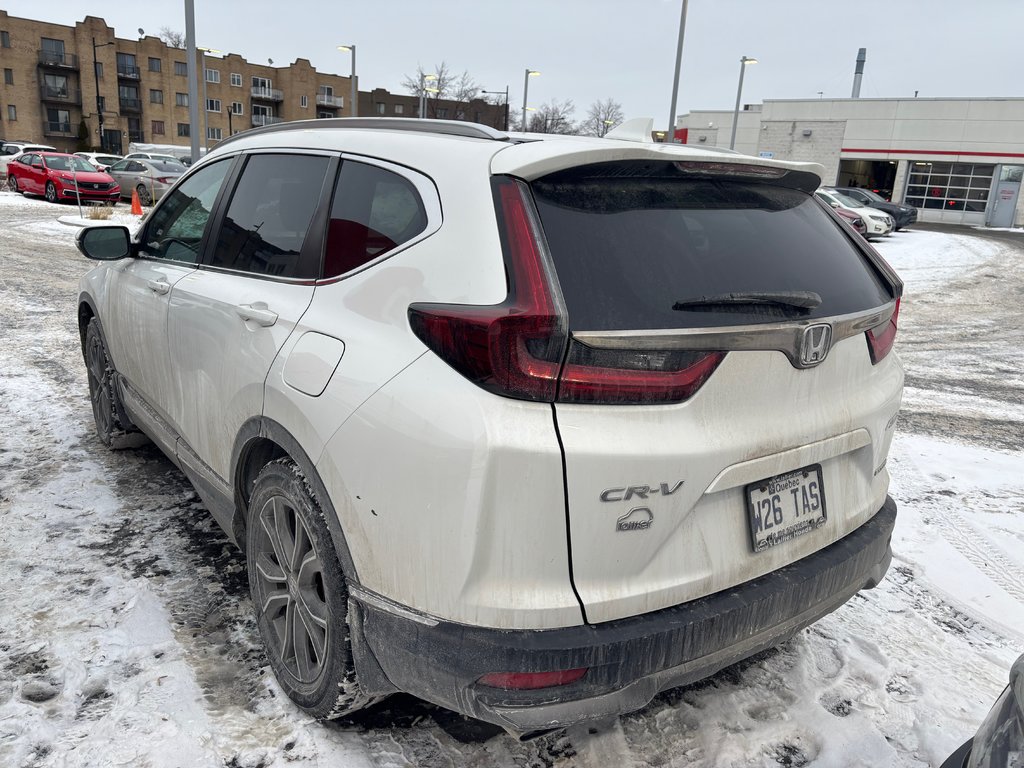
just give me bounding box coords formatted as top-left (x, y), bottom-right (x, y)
top-left (337, 45), bottom-right (357, 117)
top-left (666, 0), bottom-right (689, 142)
top-left (481, 87), bottom-right (509, 130)
top-left (729, 55), bottom-right (757, 150)
top-left (521, 69), bottom-right (539, 131)
top-left (419, 73), bottom-right (437, 118)
top-left (91, 37), bottom-right (115, 151)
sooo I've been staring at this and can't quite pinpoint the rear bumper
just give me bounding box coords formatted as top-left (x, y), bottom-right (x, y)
top-left (352, 496), bottom-right (897, 735)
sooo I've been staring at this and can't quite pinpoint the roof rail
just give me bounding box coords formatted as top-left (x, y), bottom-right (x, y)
top-left (214, 117), bottom-right (510, 151)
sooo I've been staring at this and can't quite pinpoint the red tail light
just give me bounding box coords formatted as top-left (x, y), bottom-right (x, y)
top-left (866, 298), bottom-right (900, 364)
top-left (477, 668), bottom-right (587, 690)
top-left (408, 177), bottom-right (723, 405)
top-left (155, 177), bottom-right (174, 184)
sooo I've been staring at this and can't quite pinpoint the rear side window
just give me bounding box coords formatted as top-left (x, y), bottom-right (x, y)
top-left (210, 153), bottom-right (330, 279)
top-left (531, 162), bottom-right (892, 331)
top-left (323, 160), bottom-right (427, 278)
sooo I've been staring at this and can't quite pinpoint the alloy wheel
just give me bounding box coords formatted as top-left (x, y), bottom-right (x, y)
top-left (85, 331), bottom-right (113, 437)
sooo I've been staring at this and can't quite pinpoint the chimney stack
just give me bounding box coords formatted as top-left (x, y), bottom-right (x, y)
top-left (851, 48), bottom-right (866, 98)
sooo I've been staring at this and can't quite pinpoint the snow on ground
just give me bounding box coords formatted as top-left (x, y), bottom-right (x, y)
top-left (0, 190), bottom-right (1022, 767)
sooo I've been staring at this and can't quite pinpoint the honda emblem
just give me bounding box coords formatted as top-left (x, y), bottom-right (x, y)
top-left (799, 324), bottom-right (832, 367)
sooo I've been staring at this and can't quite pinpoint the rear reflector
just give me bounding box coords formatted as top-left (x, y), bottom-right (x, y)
top-left (866, 298), bottom-right (900, 364)
top-left (477, 668), bottom-right (588, 690)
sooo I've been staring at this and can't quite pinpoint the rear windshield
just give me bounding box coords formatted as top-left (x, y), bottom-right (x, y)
top-left (150, 161), bottom-right (184, 173)
top-left (530, 163), bottom-right (892, 331)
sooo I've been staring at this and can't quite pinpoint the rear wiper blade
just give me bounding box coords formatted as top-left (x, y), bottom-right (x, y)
top-left (672, 291), bottom-right (822, 312)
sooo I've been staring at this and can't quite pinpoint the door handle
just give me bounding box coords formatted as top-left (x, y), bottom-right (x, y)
top-left (235, 302), bottom-right (279, 327)
top-left (147, 278), bottom-right (170, 295)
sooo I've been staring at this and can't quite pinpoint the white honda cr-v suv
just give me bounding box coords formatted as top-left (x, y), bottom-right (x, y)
top-left (76, 117), bottom-right (903, 738)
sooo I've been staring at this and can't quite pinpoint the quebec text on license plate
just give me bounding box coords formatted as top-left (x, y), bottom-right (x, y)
top-left (746, 465), bottom-right (827, 552)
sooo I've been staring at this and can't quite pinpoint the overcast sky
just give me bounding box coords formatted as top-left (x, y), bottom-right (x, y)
top-left (5, 0), bottom-right (1022, 128)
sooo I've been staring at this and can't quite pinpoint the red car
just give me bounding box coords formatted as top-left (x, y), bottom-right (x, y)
top-left (833, 205), bottom-right (867, 237)
top-left (7, 151), bottom-right (121, 204)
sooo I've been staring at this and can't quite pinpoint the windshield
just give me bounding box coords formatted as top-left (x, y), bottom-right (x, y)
top-left (96, 155), bottom-right (122, 166)
top-left (153, 155), bottom-right (185, 165)
top-left (44, 156), bottom-right (99, 173)
top-left (831, 192), bottom-right (865, 208)
top-left (858, 189), bottom-right (887, 203)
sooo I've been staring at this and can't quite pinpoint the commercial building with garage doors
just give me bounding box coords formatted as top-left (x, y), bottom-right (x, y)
top-left (675, 97), bottom-right (1024, 228)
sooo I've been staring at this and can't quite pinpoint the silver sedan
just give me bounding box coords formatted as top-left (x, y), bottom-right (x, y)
top-left (106, 158), bottom-right (185, 205)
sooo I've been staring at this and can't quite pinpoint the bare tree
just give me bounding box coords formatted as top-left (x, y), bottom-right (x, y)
top-left (523, 99), bottom-right (578, 134)
top-left (402, 62), bottom-right (481, 119)
top-left (158, 26), bottom-right (185, 48)
top-left (581, 98), bottom-right (625, 137)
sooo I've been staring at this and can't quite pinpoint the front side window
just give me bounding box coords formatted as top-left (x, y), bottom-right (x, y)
top-left (141, 159), bottom-right (232, 263)
top-left (209, 154), bottom-right (330, 279)
top-left (324, 160), bottom-right (428, 277)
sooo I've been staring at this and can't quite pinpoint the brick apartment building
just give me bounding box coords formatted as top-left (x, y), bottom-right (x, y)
top-left (1, 11), bottom-right (509, 156)
top-left (0, 10), bottom-right (355, 154)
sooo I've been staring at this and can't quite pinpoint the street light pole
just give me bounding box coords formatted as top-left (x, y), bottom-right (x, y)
top-left (338, 45), bottom-right (356, 117)
top-left (666, 0), bottom-right (689, 142)
top-left (91, 37), bottom-right (114, 151)
top-left (481, 87), bottom-right (509, 130)
top-left (729, 55), bottom-right (757, 150)
top-left (522, 69), bottom-right (539, 131)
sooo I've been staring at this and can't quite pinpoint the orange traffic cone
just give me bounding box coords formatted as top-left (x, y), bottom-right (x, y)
top-left (130, 188), bottom-right (143, 215)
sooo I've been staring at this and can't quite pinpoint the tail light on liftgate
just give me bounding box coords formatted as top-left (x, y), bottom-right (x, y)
top-left (408, 177), bottom-right (724, 405)
top-left (866, 298), bottom-right (900, 364)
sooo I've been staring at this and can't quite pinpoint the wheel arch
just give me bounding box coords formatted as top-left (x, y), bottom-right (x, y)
top-left (77, 292), bottom-right (99, 356)
top-left (231, 416), bottom-right (360, 586)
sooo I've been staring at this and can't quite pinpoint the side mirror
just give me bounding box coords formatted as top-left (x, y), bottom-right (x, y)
top-left (76, 225), bottom-right (131, 260)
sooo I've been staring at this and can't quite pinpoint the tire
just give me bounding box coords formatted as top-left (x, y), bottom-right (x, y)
top-left (246, 458), bottom-right (372, 719)
top-left (7, 176), bottom-right (18, 193)
top-left (136, 184), bottom-right (152, 206)
top-left (45, 181), bottom-right (58, 204)
top-left (83, 318), bottom-right (148, 449)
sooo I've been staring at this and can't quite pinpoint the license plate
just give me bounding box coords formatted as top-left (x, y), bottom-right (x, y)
top-left (746, 465), bottom-right (827, 552)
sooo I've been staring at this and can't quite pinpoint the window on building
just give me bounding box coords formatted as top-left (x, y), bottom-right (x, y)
top-left (230, 72), bottom-right (242, 87)
top-left (207, 98), bottom-right (221, 112)
top-left (207, 126), bottom-right (222, 140)
top-left (177, 123), bottom-right (190, 137)
top-left (317, 112), bottom-right (333, 119)
top-left (45, 107), bottom-right (70, 133)
top-left (0, 31), bottom-right (10, 48)
top-left (176, 92), bottom-right (189, 107)
top-left (394, 104), bottom-right (404, 115)
top-left (97, 95), bottom-right (105, 112)
top-left (43, 74), bottom-right (68, 98)
top-left (149, 57), bottom-right (162, 72)
top-left (205, 68), bottom-right (220, 84)
top-left (375, 102), bottom-right (386, 115)
top-left (95, 62), bottom-right (104, 79)
top-left (150, 89), bottom-right (164, 104)
top-left (300, 95), bottom-right (308, 108)
top-left (231, 101), bottom-right (243, 115)
top-left (437, 107), bottom-right (448, 119)
top-left (116, 53), bottom-right (139, 78)
top-left (7, 105), bottom-right (17, 121)
top-left (211, 154), bottom-right (331, 278)
top-left (318, 85), bottom-right (334, 97)
top-left (152, 120), bottom-right (165, 135)
top-left (3, 69), bottom-right (12, 86)
top-left (324, 160), bottom-right (428, 277)
top-left (40, 37), bottom-right (65, 63)
top-left (904, 162), bottom-right (995, 212)
top-left (174, 61), bottom-right (188, 76)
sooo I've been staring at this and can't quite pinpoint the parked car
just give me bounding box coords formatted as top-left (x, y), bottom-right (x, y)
top-left (815, 189), bottom-right (894, 239)
top-left (124, 151), bottom-right (187, 166)
top-left (74, 118), bottom-right (904, 738)
top-left (7, 151), bottom-right (120, 204)
top-left (941, 653), bottom-right (1024, 768)
top-left (105, 158), bottom-right (185, 205)
top-left (829, 186), bottom-right (917, 230)
top-left (74, 152), bottom-right (125, 173)
top-left (0, 141), bottom-right (57, 179)
top-left (832, 205), bottom-right (868, 236)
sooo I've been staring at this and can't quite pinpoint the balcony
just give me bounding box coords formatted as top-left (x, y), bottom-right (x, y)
top-left (117, 64), bottom-right (141, 80)
top-left (316, 94), bottom-right (344, 108)
top-left (39, 85), bottom-right (82, 105)
top-left (37, 50), bottom-right (79, 70)
top-left (42, 120), bottom-right (75, 137)
top-left (251, 86), bottom-right (283, 102)
top-left (119, 97), bottom-right (142, 113)
top-left (251, 114), bottom-right (284, 127)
